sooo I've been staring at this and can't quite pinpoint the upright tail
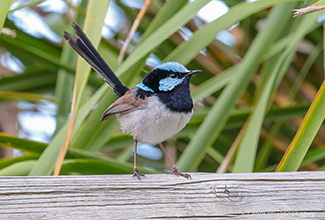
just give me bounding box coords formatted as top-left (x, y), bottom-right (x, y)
top-left (63, 23), bottom-right (129, 97)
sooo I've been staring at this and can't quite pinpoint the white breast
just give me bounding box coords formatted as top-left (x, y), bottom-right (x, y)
top-left (117, 96), bottom-right (193, 144)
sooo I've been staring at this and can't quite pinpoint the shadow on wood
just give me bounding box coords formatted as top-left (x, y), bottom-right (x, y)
top-left (0, 172), bottom-right (324, 219)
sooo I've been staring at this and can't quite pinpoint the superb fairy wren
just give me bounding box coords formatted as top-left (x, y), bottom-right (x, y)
top-left (64, 23), bottom-right (201, 180)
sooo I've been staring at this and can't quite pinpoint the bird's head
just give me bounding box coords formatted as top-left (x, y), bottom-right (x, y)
top-left (136, 62), bottom-right (201, 93)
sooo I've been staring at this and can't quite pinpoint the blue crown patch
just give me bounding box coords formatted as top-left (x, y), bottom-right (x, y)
top-left (154, 61), bottom-right (188, 73)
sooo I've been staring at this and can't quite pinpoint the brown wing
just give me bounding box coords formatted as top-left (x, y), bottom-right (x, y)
top-left (100, 89), bottom-right (146, 121)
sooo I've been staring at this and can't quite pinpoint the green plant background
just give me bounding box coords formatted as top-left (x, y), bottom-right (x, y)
top-left (0, 0), bottom-right (325, 176)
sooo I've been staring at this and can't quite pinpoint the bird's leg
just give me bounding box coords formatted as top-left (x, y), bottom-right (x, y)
top-left (133, 139), bottom-right (145, 180)
top-left (158, 142), bottom-right (191, 179)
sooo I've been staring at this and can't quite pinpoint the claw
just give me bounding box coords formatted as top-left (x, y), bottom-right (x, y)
top-left (133, 168), bottom-right (145, 180)
top-left (165, 167), bottom-right (191, 179)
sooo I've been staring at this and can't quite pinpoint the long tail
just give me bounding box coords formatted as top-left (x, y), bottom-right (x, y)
top-left (63, 23), bottom-right (129, 97)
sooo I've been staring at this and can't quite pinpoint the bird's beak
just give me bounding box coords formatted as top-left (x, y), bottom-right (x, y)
top-left (187, 70), bottom-right (202, 75)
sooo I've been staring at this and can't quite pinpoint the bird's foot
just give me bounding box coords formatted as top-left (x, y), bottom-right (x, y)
top-left (165, 167), bottom-right (191, 179)
top-left (133, 168), bottom-right (145, 180)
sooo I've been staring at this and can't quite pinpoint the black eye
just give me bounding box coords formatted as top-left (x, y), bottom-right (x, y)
top-left (170, 73), bottom-right (177, 78)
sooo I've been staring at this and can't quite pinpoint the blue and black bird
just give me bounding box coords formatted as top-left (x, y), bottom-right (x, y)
top-left (63, 23), bottom-right (201, 179)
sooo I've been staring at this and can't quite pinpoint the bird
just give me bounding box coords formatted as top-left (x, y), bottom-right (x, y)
top-left (63, 23), bottom-right (201, 180)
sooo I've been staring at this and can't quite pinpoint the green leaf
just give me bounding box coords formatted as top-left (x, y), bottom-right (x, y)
top-left (0, 91), bottom-right (55, 102)
top-left (69, 82), bottom-right (117, 151)
top-left (0, 133), bottom-right (148, 174)
top-left (0, 132), bottom-right (46, 155)
top-left (73, 0), bottom-right (111, 110)
top-left (302, 145), bottom-right (325, 165)
top-left (0, 27), bottom-right (69, 71)
top-left (60, 159), bottom-right (132, 175)
top-left (277, 79), bottom-right (325, 171)
top-left (0, 69), bottom-right (57, 92)
top-left (232, 4), bottom-right (318, 173)
top-left (9, 0), bottom-right (44, 13)
top-left (141, 0), bottom-right (188, 40)
top-left (164, 0), bottom-right (302, 64)
top-left (117, 0), bottom-right (210, 75)
top-left (0, 0), bottom-right (11, 33)
top-left (177, 1), bottom-right (300, 172)
top-left (54, 0), bottom-right (88, 135)
top-left (27, 84), bottom-right (107, 176)
top-left (0, 154), bottom-right (39, 170)
top-left (0, 161), bottom-right (37, 176)
top-left (28, 0), bottom-right (111, 176)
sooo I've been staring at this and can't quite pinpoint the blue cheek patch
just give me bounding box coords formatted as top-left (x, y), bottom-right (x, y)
top-left (136, 82), bottom-right (154, 93)
top-left (159, 77), bottom-right (184, 91)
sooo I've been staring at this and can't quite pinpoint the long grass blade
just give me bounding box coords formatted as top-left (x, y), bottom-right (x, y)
top-left (277, 79), bottom-right (325, 171)
top-left (0, 0), bottom-right (11, 34)
top-left (53, 0), bottom-right (111, 175)
top-left (177, 1), bottom-right (299, 172)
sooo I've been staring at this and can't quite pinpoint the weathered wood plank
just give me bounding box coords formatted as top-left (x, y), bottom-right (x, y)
top-left (0, 172), bottom-right (325, 219)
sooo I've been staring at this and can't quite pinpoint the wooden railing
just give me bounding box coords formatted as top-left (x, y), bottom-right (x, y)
top-left (1, 171), bottom-right (324, 219)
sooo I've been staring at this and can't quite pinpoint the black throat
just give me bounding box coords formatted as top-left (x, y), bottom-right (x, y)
top-left (157, 81), bottom-right (193, 113)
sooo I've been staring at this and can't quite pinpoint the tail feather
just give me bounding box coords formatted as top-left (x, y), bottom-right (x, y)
top-left (63, 23), bottom-right (129, 97)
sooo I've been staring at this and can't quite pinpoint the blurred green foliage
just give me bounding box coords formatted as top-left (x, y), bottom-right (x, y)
top-left (0, 0), bottom-right (325, 176)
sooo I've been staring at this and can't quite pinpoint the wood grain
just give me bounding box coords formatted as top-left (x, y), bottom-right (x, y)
top-left (0, 172), bottom-right (325, 219)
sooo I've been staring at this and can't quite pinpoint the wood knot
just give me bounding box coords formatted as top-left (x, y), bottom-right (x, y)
top-left (212, 184), bottom-right (242, 201)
